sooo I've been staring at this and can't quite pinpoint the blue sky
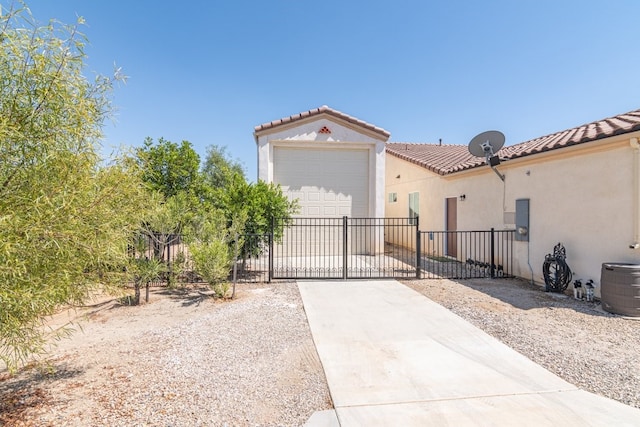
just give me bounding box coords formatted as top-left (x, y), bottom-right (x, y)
top-left (15, 0), bottom-right (640, 181)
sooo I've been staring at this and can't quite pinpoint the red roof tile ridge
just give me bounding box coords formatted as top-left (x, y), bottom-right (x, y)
top-left (388, 141), bottom-right (462, 147)
top-left (509, 108), bottom-right (640, 150)
top-left (254, 105), bottom-right (391, 138)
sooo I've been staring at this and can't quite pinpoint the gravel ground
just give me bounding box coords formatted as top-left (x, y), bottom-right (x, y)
top-left (403, 277), bottom-right (640, 409)
top-left (2, 277), bottom-right (640, 426)
top-left (0, 283), bottom-right (332, 426)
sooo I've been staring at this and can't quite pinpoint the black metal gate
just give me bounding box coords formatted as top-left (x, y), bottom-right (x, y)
top-left (270, 217), bottom-right (418, 279)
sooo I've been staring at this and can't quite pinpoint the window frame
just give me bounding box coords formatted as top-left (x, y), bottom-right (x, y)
top-left (408, 191), bottom-right (419, 225)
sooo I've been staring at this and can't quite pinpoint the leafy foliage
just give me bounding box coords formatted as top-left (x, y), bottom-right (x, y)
top-left (137, 137), bottom-right (203, 200)
top-left (202, 145), bottom-right (245, 189)
top-left (135, 140), bottom-right (298, 288)
top-left (142, 193), bottom-right (190, 260)
top-left (0, 4), bottom-right (149, 370)
top-left (244, 180), bottom-right (298, 241)
top-left (202, 147), bottom-right (298, 254)
top-left (187, 215), bottom-right (232, 298)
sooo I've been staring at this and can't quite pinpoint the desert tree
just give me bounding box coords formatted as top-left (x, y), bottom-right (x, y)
top-left (135, 137), bottom-right (208, 246)
top-left (201, 145), bottom-right (245, 189)
top-left (0, 2), bottom-right (150, 370)
top-left (136, 137), bottom-right (204, 200)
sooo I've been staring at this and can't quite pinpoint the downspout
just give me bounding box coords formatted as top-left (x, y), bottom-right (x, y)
top-left (631, 137), bottom-right (640, 249)
top-left (527, 239), bottom-right (534, 286)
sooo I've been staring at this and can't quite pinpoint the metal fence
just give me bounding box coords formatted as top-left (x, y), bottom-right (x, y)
top-left (129, 232), bottom-right (197, 287)
top-left (130, 232), bottom-right (271, 285)
top-left (418, 229), bottom-right (515, 279)
top-left (234, 233), bottom-right (270, 283)
top-left (130, 219), bottom-right (516, 285)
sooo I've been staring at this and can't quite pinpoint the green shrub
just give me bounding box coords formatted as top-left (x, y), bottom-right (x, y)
top-left (190, 239), bottom-right (232, 297)
top-left (167, 250), bottom-right (188, 288)
top-left (132, 257), bottom-right (166, 304)
top-left (187, 215), bottom-right (233, 298)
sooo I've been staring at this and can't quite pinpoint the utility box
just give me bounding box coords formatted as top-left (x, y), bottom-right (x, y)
top-left (515, 199), bottom-right (529, 242)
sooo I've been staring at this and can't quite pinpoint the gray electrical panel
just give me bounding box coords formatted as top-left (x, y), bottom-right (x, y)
top-left (515, 199), bottom-right (529, 242)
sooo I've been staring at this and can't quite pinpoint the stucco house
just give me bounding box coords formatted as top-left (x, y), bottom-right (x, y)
top-left (254, 105), bottom-right (640, 291)
top-left (386, 109), bottom-right (640, 292)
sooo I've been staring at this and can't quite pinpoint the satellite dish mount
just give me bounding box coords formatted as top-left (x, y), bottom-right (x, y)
top-left (468, 130), bottom-right (506, 181)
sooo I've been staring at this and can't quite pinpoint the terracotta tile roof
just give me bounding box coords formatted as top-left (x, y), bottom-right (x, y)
top-left (386, 143), bottom-right (484, 175)
top-left (387, 108), bottom-right (640, 175)
top-left (254, 105), bottom-right (391, 139)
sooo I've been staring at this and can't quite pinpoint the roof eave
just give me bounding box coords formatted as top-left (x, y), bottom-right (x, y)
top-left (253, 105), bottom-right (391, 142)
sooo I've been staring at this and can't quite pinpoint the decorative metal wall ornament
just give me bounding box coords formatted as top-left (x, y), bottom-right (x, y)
top-left (542, 242), bottom-right (573, 292)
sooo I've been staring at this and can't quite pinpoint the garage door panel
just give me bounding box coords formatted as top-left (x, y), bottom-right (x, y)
top-left (324, 206), bottom-right (336, 216)
top-left (274, 147), bottom-right (369, 218)
top-left (339, 206), bottom-right (351, 216)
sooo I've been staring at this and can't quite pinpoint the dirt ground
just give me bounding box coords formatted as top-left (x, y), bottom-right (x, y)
top-left (0, 283), bottom-right (330, 426)
top-left (2, 277), bottom-right (639, 426)
top-left (0, 286), bottom-right (221, 426)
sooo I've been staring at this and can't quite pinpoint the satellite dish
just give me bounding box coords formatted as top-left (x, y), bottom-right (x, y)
top-left (468, 130), bottom-right (506, 181)
top-left (468, 130), bottom-right (505, 158)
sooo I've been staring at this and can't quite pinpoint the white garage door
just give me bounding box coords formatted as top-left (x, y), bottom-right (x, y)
top-left (273, 147), bottom-right (369, 217)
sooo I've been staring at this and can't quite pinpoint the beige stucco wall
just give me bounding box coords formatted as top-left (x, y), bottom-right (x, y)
top-left (385, 159), bottom-right (505, 230)
top-left (386, 132), bottom-right (640, 295)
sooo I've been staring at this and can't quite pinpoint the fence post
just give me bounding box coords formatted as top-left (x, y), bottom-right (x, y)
top-left (231, 234), bottom-right (238, 298)
top-left (343, 216), bottom-right (348, 280)
top-left (490, 227), bottom-right (496, 278)
top-left (166, 235), bottom-right (171, 286)
top-left (268, 218), bottom-right (274, 283)
top-left (415, 216), bottom-right (421, 279)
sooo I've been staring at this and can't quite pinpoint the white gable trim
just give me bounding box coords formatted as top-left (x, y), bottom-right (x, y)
top-left (254, 107), bottom-right (390, 141)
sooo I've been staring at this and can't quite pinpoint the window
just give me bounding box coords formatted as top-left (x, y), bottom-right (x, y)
top-left (408, 192), bottom-right (419, 225)
top-left (388, 192), bottom-right (397, 203)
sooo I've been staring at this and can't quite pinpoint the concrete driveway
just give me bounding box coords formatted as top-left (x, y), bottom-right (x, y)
top-left (299, 280), bottom-right (640, 427)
